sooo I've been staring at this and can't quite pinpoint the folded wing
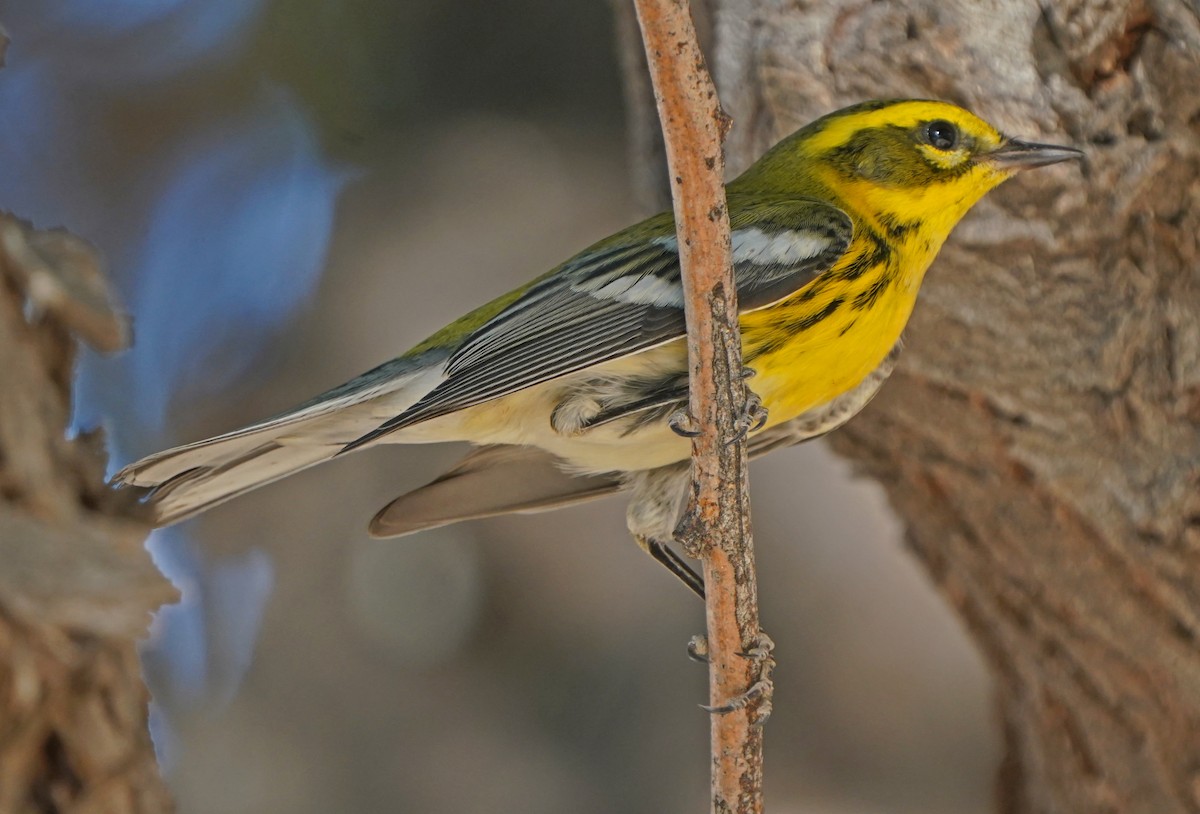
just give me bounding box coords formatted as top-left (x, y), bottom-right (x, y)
top-left (344, 196), bottom-right (852, 450)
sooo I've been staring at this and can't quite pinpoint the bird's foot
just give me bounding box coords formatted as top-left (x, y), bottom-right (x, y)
top-left (726, 387), bottom-right (768, 446)
top-left (700, 631), bottom-right (776, 726)
top-left (669, 373), bottom-right (766, 444)
top-left (668, 408), bottom-right (701, 438)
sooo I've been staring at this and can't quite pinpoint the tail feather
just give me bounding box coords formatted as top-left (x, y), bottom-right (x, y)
top-left (114, 354), bottom-right (445, 525)
top-left (117, 424), bottom-right (300, 487)
top-left (146, 441), bottom-right (339, 526)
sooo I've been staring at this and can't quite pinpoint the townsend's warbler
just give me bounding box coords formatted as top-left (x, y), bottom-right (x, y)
top-left (116, 99), bottom-right (1081, 595)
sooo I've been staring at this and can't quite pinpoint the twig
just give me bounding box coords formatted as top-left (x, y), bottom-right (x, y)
top-left (629, 1), bottom-right (768, 812)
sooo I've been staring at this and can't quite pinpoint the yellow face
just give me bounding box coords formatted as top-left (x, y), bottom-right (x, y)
top-left (805, 100), bottom-right (1013, 228)
top-left (734, 99), bottom-right (1082, 241)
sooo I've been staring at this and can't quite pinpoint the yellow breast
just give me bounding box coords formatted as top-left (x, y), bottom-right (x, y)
top-left (742, 226), bottom-right (936, 425)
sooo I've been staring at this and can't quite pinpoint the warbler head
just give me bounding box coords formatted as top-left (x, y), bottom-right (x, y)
top-left (737, 99), bottom-right (1082, 237)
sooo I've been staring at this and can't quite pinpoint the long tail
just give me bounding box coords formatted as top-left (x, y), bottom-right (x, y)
top-left (114, 356), bottom-right (439, 526)
top-left (122, 437), bottom-right (342, 526)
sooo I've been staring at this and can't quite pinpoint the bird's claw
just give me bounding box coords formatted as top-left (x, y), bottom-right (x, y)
top-left (699, 632), bottom-right (775, 725)
top-left (726, 388), bottom-right (767, 446)
top-left (687, 635), bottom-right (710, 663)
top-left (737, 632), bottom-right (775, 662)
top-left (701, 679), bottom-right (773, 716)
top-left (671, 367), bottom-right (765, 443)
top-left (669, 408), bottom-right (701, 438)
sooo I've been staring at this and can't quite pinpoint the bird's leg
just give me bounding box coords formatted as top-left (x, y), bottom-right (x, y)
top-left (701, 632), bottom-right (776, 725)
top-left (727, 367), bottom-right (768, 445)
top-left (635, 534), bottom-right (705, 599)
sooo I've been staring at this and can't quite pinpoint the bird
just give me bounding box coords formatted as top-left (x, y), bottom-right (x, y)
top-left (115, 99), bottom-right (1082, 597)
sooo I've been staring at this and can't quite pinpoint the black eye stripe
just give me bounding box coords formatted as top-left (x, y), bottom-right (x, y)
top-left (827, 122), bottom-right (976, 185)
top-left (926, 120), bottom-right (958, 151)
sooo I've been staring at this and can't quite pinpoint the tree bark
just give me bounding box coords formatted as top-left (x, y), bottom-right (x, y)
top-left (630, 1), bottom-right (771, 811)
top-left (621, 0), bottom-right (1200, 810)
top-left (0, 196), bottom-right (176, 811)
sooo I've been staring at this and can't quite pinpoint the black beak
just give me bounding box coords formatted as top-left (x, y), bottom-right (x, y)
top-left (985, 138), bottom-right (1084, 171)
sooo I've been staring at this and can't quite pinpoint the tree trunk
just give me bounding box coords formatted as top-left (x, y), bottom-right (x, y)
top-left (0, 201), bottom-right (176, 810)
top-left (623, 0), bottom-right (1200, 810)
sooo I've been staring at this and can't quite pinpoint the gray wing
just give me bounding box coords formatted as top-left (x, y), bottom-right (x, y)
top-left (368, 445), bottom-right (621, 538)
top-left (344, 197), bottom-right (852, 450)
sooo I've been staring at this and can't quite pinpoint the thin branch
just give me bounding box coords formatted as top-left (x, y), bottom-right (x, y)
top-left (629, 2), bottom-right (769, 812)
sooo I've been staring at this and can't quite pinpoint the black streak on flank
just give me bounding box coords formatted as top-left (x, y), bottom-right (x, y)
top-left (797, 282), bottom-right (825, 302)
top-left (748, 294), bottom-right (846, 358)
top-left (853, 274), bottom-right (892, 311)
top-left (879, 212), bottom-right (919, 240)
top-left (835, 230), bottom-right (892, 281)
top-left (794, 296), bottom-right (845, 331)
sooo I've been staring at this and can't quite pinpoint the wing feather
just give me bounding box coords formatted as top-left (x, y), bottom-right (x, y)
top-left (343, 196), bottom-right (852, 451)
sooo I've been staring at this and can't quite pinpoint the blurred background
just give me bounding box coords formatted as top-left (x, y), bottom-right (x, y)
top-left (0, 2), bottom-right (996, 812)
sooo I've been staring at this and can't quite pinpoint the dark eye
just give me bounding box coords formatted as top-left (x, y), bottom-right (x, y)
top-left (926, 120), bottom-right (958, 151)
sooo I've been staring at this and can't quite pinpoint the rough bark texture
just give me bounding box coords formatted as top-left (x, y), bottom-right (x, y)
top-left (630, 1), bottom-right (769, 811)
top-left (617, 0), bottom-right (1200, 810)
top-left (0, 200), bottom-right (177, 811)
